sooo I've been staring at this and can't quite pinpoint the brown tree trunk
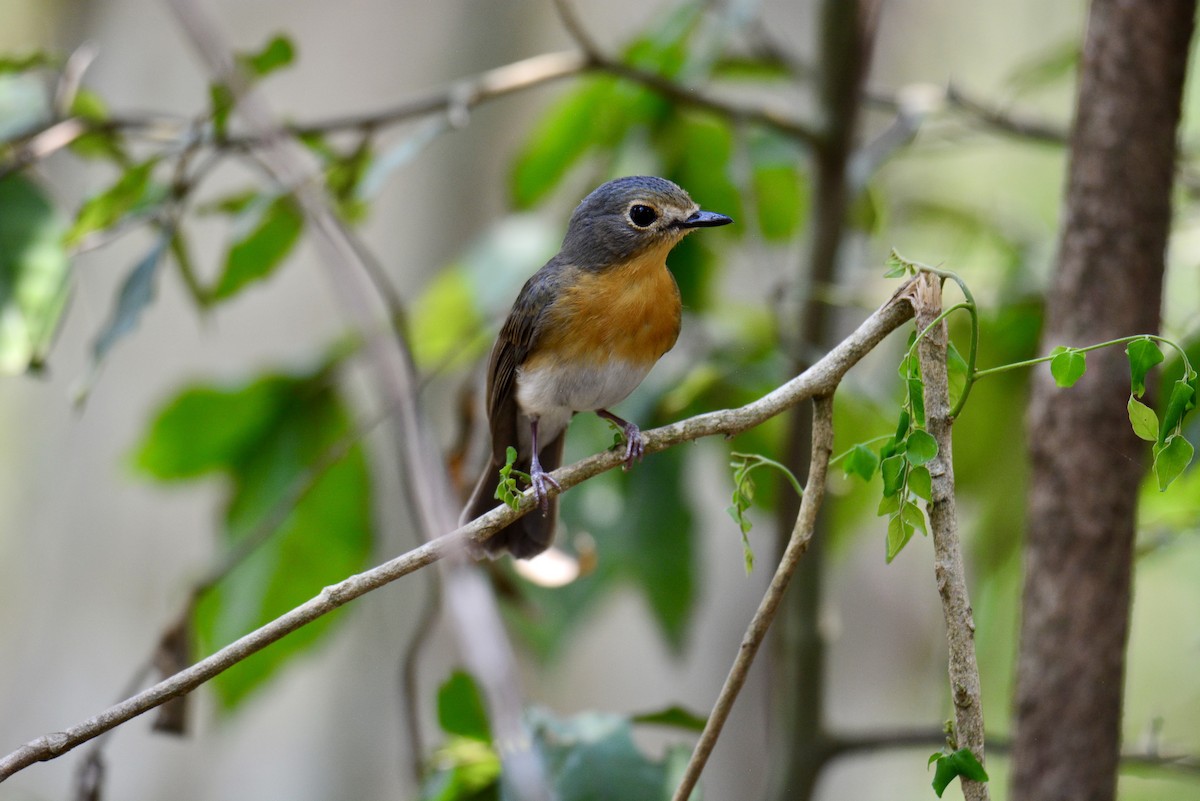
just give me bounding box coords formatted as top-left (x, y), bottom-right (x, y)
top-left (1012, 2), bottom-right (1195, 800)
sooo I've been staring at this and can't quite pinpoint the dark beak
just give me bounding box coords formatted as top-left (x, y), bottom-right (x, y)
top-left (679, 209), bottom-right (733, 229)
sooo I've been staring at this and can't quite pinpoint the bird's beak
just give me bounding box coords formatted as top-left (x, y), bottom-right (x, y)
top-left (679, 209), bottom-right (733, 228)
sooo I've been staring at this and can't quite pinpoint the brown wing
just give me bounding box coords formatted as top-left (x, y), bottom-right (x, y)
top-left (485, 256), bottom-right (571, 462)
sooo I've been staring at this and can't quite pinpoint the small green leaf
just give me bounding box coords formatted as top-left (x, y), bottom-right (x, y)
top-left (947, 339), bottom-right (969, 402)
top-left (1153, 434), bottom-right (1195, 491)
top-left (908, 465), bottom-right (932, 502)
top-left (1126, 337), bottom-right (1164, 398)
top-left (212, 195), bottom-right (303, 300)
top-left (886, 514), bottom-right (915, 563)
top-left (1127, 396), bottom-right (1159, 442)
top-left (209, 83), bottom-right (234, 139)
top-left (877, 493), bottom-right (901, 517)
top-left (884, 249), bottom-right (908, 278)
top-left (906, 429), bottom-right (939, 466)
top-left (0, 174), bottom-right (70, 374)
top-left (881, 454), bottom-right (906, 497)
top-left (1159, 377), bottom-right (1196, 442)
top-left (0, 51), bottom-right (60, 74)
top-left (902, 500), bottom-right (927, 537)
top-left (843, 443), bottom-right (880, 481)
top-left (1049, 346), bottom-right (1087, 388)
top-left (908, 378), bottom-right (927, 426)
top-left (437, 671), bottom-right (492, 742)
top-left (631, 704), bottom-right (708, 732)
top-left (66, 159), bottom-right (159, 246)
top-left (931, 748), bottom-right (989, 797)
top-left (240, 34), bottom-right (295, 77)
top-left (87, 233), bottom-right (170, 378)
top-left (495, 445), bottom-right (526, 511)
top-left (895, 408), bottom-right (912, 440)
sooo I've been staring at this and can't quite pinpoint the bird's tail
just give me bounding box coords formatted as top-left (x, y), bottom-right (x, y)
top-left (461, 433), bottom-right (565, 559)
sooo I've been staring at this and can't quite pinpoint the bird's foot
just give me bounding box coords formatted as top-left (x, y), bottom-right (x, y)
top-left (618, 421), bottom-right (645, 470)
top-left (597, 409), bottom-right (645, 471)
top-left (529, 458), bottom-right (561, 516)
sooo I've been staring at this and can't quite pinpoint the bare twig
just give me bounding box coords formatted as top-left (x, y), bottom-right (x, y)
top-left (913, 272), bottom-right (988, 800)
top-left (0, 280), bottom-right (916, 782)
top-left (671, 394), bottom-right (835, 801)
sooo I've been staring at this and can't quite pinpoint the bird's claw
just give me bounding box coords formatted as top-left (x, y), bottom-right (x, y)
top-left (529, 465), bottom-right (561, 516)
top-left (619, 422), bottom-right (644, 471)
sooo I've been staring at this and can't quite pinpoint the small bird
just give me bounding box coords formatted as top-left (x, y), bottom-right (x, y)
top-left (462, 175), bottom-right (732, 558)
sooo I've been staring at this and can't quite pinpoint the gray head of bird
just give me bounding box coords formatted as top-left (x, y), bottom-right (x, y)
top-left (559, 175), bottom-right (733, 270)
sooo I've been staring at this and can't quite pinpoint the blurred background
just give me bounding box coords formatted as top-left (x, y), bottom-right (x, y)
top-left (1, 1), bottom-right (1198, 800)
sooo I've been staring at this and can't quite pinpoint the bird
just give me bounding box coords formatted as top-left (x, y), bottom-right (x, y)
top-left (461, 175), bottom-right (732, 559)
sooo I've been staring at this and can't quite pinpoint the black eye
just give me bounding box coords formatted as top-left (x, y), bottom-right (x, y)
top-left (628, 204), bottom-right (658, 227)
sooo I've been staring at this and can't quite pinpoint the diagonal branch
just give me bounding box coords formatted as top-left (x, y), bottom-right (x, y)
top-left (671, 393), bottom-right (835, 801)
top-left (0, 280), bottom-right (917, 783)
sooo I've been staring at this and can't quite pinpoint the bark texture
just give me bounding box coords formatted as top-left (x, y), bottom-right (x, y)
top-left (1012, 2), bottom-right (1195, 800)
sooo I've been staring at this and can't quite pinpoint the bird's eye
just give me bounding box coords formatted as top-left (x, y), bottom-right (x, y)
top-left (628, 204), bottom-right (659, 227)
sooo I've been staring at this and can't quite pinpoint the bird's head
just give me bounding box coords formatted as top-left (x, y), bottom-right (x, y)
top-left (560, 176), bottom-right (733, 270)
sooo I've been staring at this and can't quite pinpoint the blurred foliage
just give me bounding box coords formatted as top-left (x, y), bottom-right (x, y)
top-left (134, 361), bottom-right (372, 707)
top-left (0, 174), bottom-right (69, 373)
top-left (422, 670), bottom-right (701, 801)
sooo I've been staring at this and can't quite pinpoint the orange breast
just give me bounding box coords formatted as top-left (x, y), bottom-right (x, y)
top-left (540, 246), bottom-right (682, 369)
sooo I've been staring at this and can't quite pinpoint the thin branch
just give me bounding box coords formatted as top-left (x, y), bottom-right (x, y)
top-left (551, 0), bottom-right (822, 147)
top-left (671, 393), bottom-right (835, 801)
top-left (0, 279), bottom-right (916, 782)
top-left (913, 272), bottom-right (989, 800)
top-left (945, 84), bottom-right (1067, 144)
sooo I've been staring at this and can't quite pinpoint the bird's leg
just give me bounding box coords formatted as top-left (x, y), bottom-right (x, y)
top-left (596, 409), bottom-right (644, 470)
top-left (527, 418), bottom-right (561, 516)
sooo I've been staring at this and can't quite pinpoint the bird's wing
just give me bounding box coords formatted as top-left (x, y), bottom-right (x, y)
top-left (486, 258), bottom-right (569, 461)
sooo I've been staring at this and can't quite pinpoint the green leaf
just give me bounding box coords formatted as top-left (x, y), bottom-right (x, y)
top-left (0, 51), bottom-right (60, 74)
top-left (411, 266), bottom-right (486, 371)
top-left (884, 249), bottom-right (908, 278)
top-left (1126, 337), bottom-right (1164, 397)
top-left (631, 704), bottom-right (708, 732)
top-left (212, 195), bottom-right (304, 300)
top-left (902, 500), bottom-right (927, 537)
top-left (209, 83), bottom-right (234, 140)
top-left (947, 339), bottom-right (969, 402)
top-left (0, 174), bottom-right (70, 374)
top-left (907, 377), bottom-right (926, 426)
top-left (881, 454), bottom-right (906, 497)
top-left (529, 710), bottom-right (682, 801)
top-left (747, 130), bottom-right (806, 240)
top-left (905, 429), bottom-right (939, 466)
top-left (877, 492), bottom-right (901, 518)
top-left (931, 748), bottom-right (989, 797)
top-left (908, 465), bottom-right (932, 502)
top-left (886, 514), bottom-right (915, 563)
top-left (239, 34), bottom-right (295, 77)
top-left (65, 159), bottom-right (159, 246)
top-left (139, 366), bottom-right (372, 707)
top-left (1127, 396), bottom-right (1159, 442)
top-left (843, 443), bottom-right (880, 481)
top-left (1153, 434), bottom-right (1195, 491)
top-left (437, 671), bottom-right (492, 742)
top-left (87, 232), bottom-right (170, 378)
top-left (1159, 377), bottom-right (1197, 442)
top-left (420, 738), bottom-right (501, 801)
top-left (1049, 346), bottom-right (1087, 388)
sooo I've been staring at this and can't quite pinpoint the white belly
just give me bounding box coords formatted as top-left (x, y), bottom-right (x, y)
top-left (514, 359), bottom-right (652, 448)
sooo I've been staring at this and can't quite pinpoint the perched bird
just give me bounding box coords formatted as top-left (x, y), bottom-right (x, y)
top-left (462, 175), bottom-right (732, 558)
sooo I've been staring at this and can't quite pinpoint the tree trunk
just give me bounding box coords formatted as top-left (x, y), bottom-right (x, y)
top-left (1012, 2), bottom-right (1195, 800)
